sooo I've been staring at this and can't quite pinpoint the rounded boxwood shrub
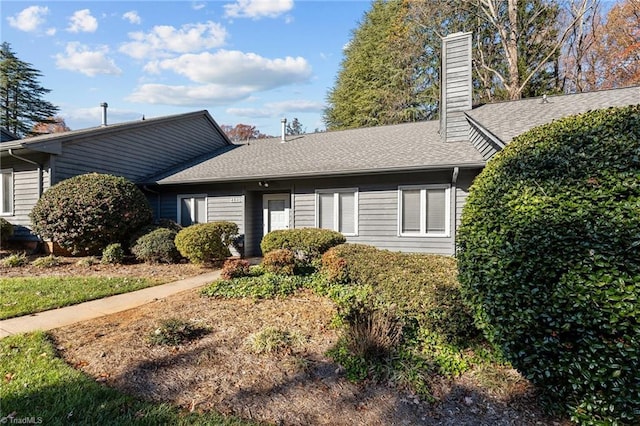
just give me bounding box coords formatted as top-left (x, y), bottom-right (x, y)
top-left (174, 221), bottom-right (238, 264)
top-left (131, 227), bottom-right (181, 264)
top-left (260, 228), bottom-right (346, 263)
top-left (0, 218), bottom-right (13, 247)
top-left (30, 173), bottom-right (153, 255)
top-left (457, 105), bottom-right (640, 424)
top-left (101, 243), bottom-right (125, 264)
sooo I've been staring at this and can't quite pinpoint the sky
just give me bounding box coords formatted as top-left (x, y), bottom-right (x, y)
top-left (2, 0), bottom-right (372, 136)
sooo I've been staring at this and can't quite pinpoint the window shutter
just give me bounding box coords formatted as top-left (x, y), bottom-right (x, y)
top-left (402, 189), bottom-right (420, 233)
top-left (426, 189), bottom-right (446, 232)
top-left (1, 172), bottom-right (11, 214)
top-left (194, 197), bottom-right (207, 223)
top-left (319, 192), bottom-right (334, 230)
top-left (180, 199), bottom-right (192, 226)
top-left (339, 192), bottom-right (355, 234)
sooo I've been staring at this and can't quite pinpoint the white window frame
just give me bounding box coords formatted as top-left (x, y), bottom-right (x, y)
top-left (315, 188), bottom-right (359, 236)
top-left (177, 194), bottom-right (208, 226)
top-left (398, 184), bottom-right (451, 237)
top-left (0, 169), bottom-right (13, 216)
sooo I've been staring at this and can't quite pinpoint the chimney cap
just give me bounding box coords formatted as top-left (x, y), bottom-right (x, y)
top-left (100, 102), bottom-right (108, 108)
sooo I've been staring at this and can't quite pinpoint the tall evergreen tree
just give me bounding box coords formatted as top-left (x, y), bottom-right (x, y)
top-left (1, 42), bottom-right (58, 138)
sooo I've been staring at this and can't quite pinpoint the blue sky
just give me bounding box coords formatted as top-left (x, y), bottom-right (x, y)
top-left (2, 0), bottom-right (372, 136)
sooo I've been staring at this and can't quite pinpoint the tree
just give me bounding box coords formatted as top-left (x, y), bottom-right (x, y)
top-left (324, 0), bottom-right (440, 130)
top-left (1, 42), bottom-right (59, 138)
top-left (285, 118), bottom-right (305, 135)
top-left (590, 0), bottom-right (640, 89)
top-left (220, 123), bottom-right (269, 142)
top-left (31, 116), bottom-right (71, 135)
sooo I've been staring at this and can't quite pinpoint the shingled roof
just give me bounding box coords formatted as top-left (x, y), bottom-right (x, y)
top-left (467, 85), bottom-right (639, 144)
top-left (145, 120), bottom-right (486, 184)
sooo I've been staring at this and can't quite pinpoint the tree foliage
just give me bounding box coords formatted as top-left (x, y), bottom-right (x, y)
top-left (220, 123), bottom-right (269, 141)
top-left (1, 42), bottom-right (58, 138)
top-left (32, 116), bottom-right (71, 135)
top-left (285, 117), bottom-right (305, 135)
top-left (457, 105), bottom-right (640, 424)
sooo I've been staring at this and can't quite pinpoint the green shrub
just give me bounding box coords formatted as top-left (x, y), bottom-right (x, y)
top-left (75, 256), bottom-right (98, 267)
top-left (30, 173), bottom-right (153, 255)
top-left (1, 252), bottom-right (27, 267)
top-left (148, 318), bottom-right (209, 346)
top-left (457, 105), bottom-right (640, 424)
top-left (201, 273), bottom-right (312, 299)
top-left (131, 228), bottom-right (180, 264)
top-left (101, 243), bottom-right (124, 265)
top-left (262, 248), bottom-right (296, 275)
top-left (220, 258), bottom-right (251, 280)
top-left (0, 218), bottom-right (13, 247)
top-left (32, 254), bottom-right (60, 268)
top-left (260, 228), bottom-right (346, 263)
top-left (174, 221), bottom-right (238, 264)
top-left (128, 219), bottom-right (182, 250)
top-left (321, 244), bottom-right (476, 345)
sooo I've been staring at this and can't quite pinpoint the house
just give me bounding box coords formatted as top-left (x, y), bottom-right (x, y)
top-left (1, 32), bottom-right (638, 256)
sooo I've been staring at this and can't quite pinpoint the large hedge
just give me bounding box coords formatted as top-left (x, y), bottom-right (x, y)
top-left (30, 173), bottom-right (153, 255)
top-left (457, 105), bottom-right (640, 424)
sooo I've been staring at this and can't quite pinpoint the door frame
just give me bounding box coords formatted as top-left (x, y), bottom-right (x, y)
top-left (262, 193), bottom-right (291, 236)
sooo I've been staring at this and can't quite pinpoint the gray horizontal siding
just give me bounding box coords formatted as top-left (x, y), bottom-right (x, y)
top-left (2, 156), bottom-right (50, 240)
top-left (442, 32), bottom-right (472, 143)
top-left (209, 195), bottom-right (245, 234)
top-left (469, 125), bottom-right (500, 160)
top-left (53, 115), bottom-right (228, 184)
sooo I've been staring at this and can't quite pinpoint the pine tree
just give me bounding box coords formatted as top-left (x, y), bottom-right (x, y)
top-left (1, 42), bottom-right (59, 138)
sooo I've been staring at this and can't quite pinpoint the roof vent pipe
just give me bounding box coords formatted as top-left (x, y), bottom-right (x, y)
top-left (100, 102), bottom-right (108, 126)
top-left (281, 118), bottom-right (287, 143)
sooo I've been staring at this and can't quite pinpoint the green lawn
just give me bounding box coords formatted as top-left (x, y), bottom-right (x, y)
top-left (0, 277), bottom-right (157, 320)
top-left (0, 332), bottom-right (255, 426)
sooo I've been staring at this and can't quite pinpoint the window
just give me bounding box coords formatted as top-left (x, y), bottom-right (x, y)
top-left (0, 169), bottom-right (13, 216)
top-left (316, 188), bottom-right (358, 235)
top-left (177, 195), bottom-right (207, 226)
top-left (398, 185), bottom-right (450, 237)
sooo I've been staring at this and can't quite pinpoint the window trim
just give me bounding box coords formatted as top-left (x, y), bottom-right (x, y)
top-left (397, 184), bottom-right (451, 237)
top-left (0, 168), bottom-right (13, 216)
top-left (177, 194), bottom-right (208, 226)
top-left (314, 187), bottom-right (359, 236)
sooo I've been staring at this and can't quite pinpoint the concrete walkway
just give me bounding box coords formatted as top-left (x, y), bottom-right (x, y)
top-left (0, 270), bottom-right (221, 339)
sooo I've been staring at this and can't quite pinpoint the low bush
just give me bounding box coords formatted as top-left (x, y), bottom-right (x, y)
top-left (30, 173), bottom-right (152, 255)
top-left (457, 105), bottom-right (640, 424)
top-left (0, 218), bottom-right (13, 247)
top-left (75, 256), bottom-right (98, 267)
top-left (246, 326), bottom-right (306, 354)
top-left (131, 228), bottom-right (181, 263)
top-left (201, 272), bottom-right (316, 299)
top-left (31, 255), bottom-right (60, 268)
top-left (174, 221), bottom-right (239, 264)
top-left (260, 228), bottom-right (345, 264)
top-left (1, 252), bottom-right (27, 267)
top-left (220, 259), bottom-right (251, 280)
top-left (262, 248), bottom-right (296, 275)
top-left (101, 243), bottom-right (124, 265)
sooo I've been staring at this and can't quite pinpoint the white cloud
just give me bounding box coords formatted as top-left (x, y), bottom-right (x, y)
top-left (127, 83), bottom-right (256, 106)
top-left (224, 0), bottom-right (294, 19)
top-left (152, 50), bottom-right (312, 88)
top-left (192, 2), bottom-right (206, 10)
top-left (55, 42), bottom-right (121, 77)
top-left (120, 21), bottom-right (227, 59)
top-left (225, 107), bottom-right (273, 118)
top-left (122, 11), bottom-right (141, 25)
top-left (45, 27), bottom-right (57, 36)
top-left (67, 9), bottom-right (98, 33)
top-left (265, 99), bottom-right (324, 112)
top-left (7, 6), bottom-right (49, 32)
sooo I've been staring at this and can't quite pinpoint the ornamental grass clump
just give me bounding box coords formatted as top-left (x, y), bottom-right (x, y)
top-left (457, 105), bottom-right (640, 424)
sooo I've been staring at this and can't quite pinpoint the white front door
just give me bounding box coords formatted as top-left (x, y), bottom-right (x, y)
top-left (263, 193), bottom-right (290, 235)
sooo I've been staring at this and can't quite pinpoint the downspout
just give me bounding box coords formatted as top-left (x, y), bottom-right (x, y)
top-left (452, 167), bottom-right (459, 255)
top-left (8, 149), bottom-right (42, 198)
top-left (142, 185), bottom-right (161, 220)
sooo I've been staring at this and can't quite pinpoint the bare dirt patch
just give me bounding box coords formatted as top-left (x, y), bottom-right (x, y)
top-left (3, 251), bottom-right (568, 424)
top-left (50, 285), bottom-right (570, 426)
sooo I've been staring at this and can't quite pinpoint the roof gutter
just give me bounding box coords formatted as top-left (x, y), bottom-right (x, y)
top-left (8, 149), bottom-right (43, 198)
top-left (146, 161), bottom-right (487, 186)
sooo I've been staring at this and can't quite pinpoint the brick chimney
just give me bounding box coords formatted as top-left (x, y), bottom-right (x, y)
top-left (440, 32), bottom-right (472, 143)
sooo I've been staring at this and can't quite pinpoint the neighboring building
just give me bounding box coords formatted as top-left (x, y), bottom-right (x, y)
top-left (1, 32), bottom-right (638, 255)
